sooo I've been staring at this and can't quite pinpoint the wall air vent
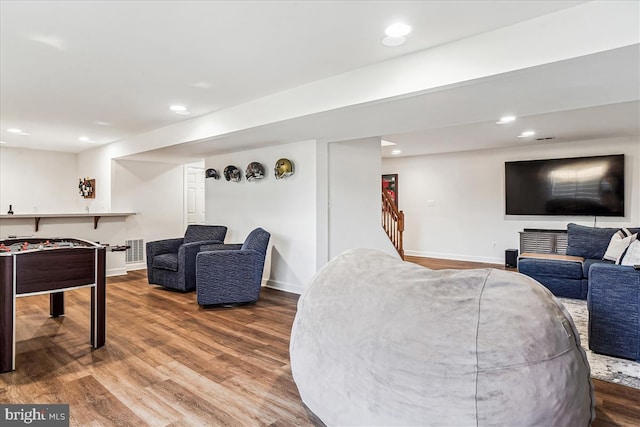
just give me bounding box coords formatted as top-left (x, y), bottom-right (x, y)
top-left (125, 239), bottom-right (144, 263)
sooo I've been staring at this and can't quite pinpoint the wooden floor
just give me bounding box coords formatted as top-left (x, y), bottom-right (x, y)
top-left (0, 261), bottom-right (638, 426)
top-left (0, 270), bottom-right (323, 426)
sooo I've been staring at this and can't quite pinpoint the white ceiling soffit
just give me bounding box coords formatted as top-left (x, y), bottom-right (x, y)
top-left (1, 0), bottom-right (589, 153)
top-left (121, 45), bottom-right (640, 163)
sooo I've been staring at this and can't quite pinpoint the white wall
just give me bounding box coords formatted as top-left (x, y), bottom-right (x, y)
top-left (383, 137), bottom-right (640, 264)
top-left (204, 140), bottom-right (318, 294)
top-left (328, 137), bottom-right (398, 259)
top-left (0, 147), bottom-right (78, 214)
top-left (112, 159), bottom-right (186, 268)
top-left (77, 144), bottom-right (113, 212)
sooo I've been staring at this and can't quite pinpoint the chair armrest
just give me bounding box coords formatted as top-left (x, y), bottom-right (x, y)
top-left (177, 240), bottom-right (225, 288)
top-left (196, 249), bottom-right (263, 273)
top-left (180, 239), bottom-right (225, 251)
top-left (200, 243), bottom-right (243, 252)
top-left (178, 239), bottom-right (225, 261)
top-left (146, 238), bottom-right (184, 256)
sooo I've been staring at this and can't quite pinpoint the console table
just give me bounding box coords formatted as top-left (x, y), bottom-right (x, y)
top-left (0, 238), bottom-right (106, 372)
top-left (0, 212), bottom-right (136, 232)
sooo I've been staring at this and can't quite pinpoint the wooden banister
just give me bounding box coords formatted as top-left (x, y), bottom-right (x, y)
top-left (382, 190), bottom-right (404, 260)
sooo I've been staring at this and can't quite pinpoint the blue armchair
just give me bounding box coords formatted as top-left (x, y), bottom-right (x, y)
top-left (146, 225), bottom-right (227, 292)
top-left (196, 227), bottom-right (271, 306)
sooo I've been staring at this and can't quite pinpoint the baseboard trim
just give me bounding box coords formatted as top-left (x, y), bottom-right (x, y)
top-left (264, 279), bottom-right (303, 295)
top-left (126, 262), bottom-right (147, 271)
top-left (404, 250), bottom-right (503, 266)
top-left (107, 267), bottom-right (127, 277)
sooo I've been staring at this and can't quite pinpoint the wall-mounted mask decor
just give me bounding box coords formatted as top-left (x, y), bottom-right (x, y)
top-left (205, 168), bottom-right (220, 179)
top-left (274, 158), bottom-right (294, 179)
top-left (223, 165), bottom-right (241, 182)
top-left (245, 162), bottom-right (265, 181)
top-left (79, 177), bottom-right (95, 198)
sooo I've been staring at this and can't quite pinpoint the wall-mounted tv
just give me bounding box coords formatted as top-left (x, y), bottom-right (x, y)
top-left (505, 154), bottom-right (625, 216)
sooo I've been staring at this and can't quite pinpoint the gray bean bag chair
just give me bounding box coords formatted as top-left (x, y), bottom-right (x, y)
top-left (290, 248), bottom-right (594, 426)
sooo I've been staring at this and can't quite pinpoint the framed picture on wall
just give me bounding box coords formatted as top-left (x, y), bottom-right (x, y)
top-left (382, 174), bottom-right (398, 206)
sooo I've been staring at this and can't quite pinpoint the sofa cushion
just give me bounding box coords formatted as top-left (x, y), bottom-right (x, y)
top-left (567, 224), bottom-right (618, 259)
top-left (518, 257), bottom-right (583, 279)
top-left (153, 253), bottom-right (179, 271)
top-left (582, 258), bottom-right (612, 278)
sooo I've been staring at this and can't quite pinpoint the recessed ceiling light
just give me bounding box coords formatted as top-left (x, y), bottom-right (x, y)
top-left (29, 34), bottom-right (66, 51)
top-left (496, 116), bottom-right (516, 125)
top-left (385, 23), bottom-right (411, 37)
top-left (79, 136), bottom-right (90, 142)
top-left (7, 130), bottom-right (30, 136)
top-left (189, 81), bottom-right (212, 89)
top-left (7, 128), bottom-right (30, 135)
top-left (170, 105), bottom-right (191, 115)
top-left (382, 22), bottom-right (411, 47)
top-left (517, 131), bottom-right (536, 138)
top-left (391, 149), bottom-right (402, 155)
top-left (0, 140), bottom-right (7, 144)
top-left (381, 139), bottom-right (397, 146)
top-left (382, 36), bottom-right (406, 47)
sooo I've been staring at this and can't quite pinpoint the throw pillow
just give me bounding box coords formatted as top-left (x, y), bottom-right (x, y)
top-left (603, 228), bottom-right (635, 262)
top-left (621, 240), bottom-right (640, 266)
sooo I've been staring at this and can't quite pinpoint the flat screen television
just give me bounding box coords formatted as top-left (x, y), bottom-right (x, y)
top-left (505, 154), bottom-right (625, 216)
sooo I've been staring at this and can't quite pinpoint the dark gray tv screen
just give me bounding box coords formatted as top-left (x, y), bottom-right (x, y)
top-left (505, 154), bottom-right (625, 216)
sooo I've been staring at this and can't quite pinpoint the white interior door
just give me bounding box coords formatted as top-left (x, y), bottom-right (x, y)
top-left (186, 166), bottom-right (205, 225)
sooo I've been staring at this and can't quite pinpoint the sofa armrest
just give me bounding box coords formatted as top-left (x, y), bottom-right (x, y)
top-left (519, 252), bottom-right (584, 262)
top-left (588, 264), bottom-right (640, 299)
top-left (587, 263), bottom-right (640, 360)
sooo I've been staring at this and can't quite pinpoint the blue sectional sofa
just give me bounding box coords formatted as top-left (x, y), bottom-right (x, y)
top-left (518, 223), bottom-right (639, 299)
top-left (518, 223), bottom-right (640, 361)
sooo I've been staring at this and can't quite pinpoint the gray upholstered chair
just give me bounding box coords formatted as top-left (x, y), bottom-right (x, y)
top-left (146, 225), bottom-right (227, 292)
top-left (195, 227), bottom-right (271, 306)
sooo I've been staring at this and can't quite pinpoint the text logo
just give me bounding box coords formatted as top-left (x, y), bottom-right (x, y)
top-left (1, 404), bottom-right (69, 426)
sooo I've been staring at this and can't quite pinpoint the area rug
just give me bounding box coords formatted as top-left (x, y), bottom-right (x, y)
top-left (559, 297), bottom-right (640, 389)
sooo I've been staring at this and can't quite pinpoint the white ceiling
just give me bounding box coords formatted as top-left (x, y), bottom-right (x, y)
top-left (1, 0), bottom-right (637, 160)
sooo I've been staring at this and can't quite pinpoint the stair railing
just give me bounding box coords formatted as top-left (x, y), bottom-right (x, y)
top-left (382, 190), bottom-right (405, 260)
